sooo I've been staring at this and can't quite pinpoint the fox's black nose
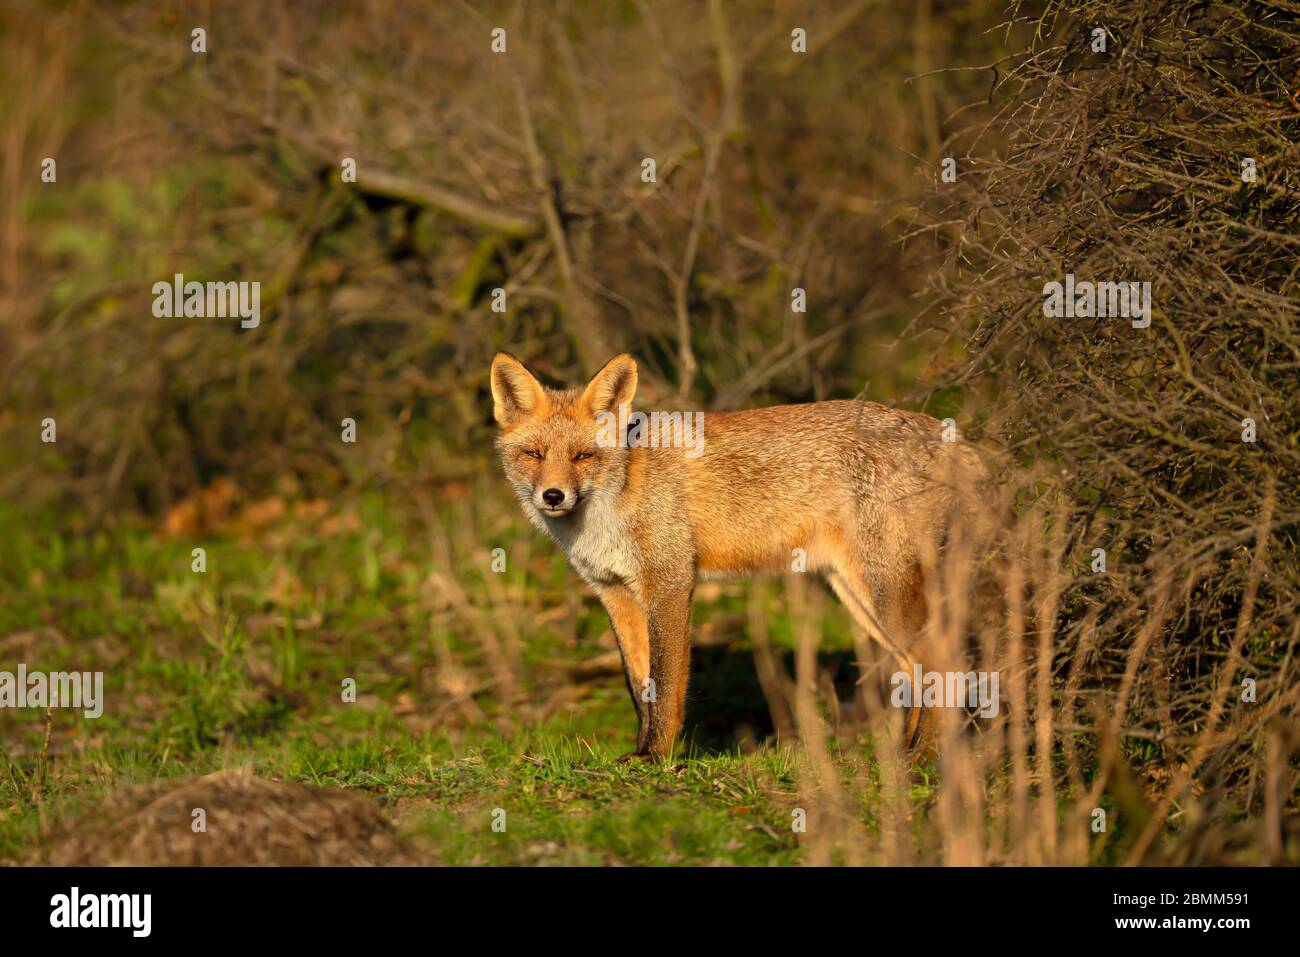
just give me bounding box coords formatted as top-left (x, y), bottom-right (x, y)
top-left (542, 488), bottom-right (565, 508)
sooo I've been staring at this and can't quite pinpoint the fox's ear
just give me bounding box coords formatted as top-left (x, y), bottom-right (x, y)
top-left (581, 353), bottom-right (638, 416)
top-left (491, 353), bottom-right (547, 427)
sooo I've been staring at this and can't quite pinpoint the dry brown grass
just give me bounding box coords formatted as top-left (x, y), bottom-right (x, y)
top-left (760, 470), bottom-right (1299, 864)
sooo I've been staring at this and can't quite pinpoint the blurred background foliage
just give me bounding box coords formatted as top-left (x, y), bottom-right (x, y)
top-left (2, 0), bottom-right (1007, 516)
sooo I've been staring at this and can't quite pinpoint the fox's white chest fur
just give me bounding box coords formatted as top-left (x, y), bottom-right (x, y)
top-left (535, 491), bottom-right (640, 587)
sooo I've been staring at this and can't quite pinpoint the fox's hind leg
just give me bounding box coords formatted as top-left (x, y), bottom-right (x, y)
top-left (826, 561), bottom-right (929, 750)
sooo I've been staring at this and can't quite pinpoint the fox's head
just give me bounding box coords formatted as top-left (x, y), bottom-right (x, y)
top-left (490, 352), bottom-right (637, 520)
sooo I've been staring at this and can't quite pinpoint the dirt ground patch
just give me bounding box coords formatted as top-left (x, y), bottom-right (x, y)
top-left (28, 769), bottom-right (425, 866)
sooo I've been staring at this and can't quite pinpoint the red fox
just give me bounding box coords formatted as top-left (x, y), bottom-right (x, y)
top-left (491, 352), bottom-right (989, 760)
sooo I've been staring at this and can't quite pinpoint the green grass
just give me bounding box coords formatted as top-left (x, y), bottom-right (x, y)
top-left (0, 492), bottom-right (920, 865)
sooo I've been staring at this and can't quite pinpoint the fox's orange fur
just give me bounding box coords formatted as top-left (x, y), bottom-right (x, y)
top-left (491, 352), bottom-right (989, 760)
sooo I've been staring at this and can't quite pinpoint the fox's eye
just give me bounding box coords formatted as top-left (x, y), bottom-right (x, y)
top-left (524, 449), bottom-right (543, 460)
top-left (573, 451), bottom-right (594, 461)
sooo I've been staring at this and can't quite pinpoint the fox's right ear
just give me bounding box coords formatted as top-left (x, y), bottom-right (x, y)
top-left (491, 353), bottom-right (547, 427)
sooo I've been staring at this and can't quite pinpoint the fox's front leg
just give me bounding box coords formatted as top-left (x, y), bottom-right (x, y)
top-left (592, 583), bottom-right (652, 755)
top-left (642, 583), bottom-right (694, 760)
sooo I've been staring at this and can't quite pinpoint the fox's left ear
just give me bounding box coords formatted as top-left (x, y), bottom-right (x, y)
top-left (581, 354), bottom-right (638, 416)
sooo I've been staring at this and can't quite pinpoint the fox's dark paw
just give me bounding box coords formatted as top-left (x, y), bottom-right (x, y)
top-left (616, 750), bottom-right (654, 764)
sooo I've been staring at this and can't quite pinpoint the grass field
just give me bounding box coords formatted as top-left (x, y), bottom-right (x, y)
top-left (1, 488), bottom-right (962, 866)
